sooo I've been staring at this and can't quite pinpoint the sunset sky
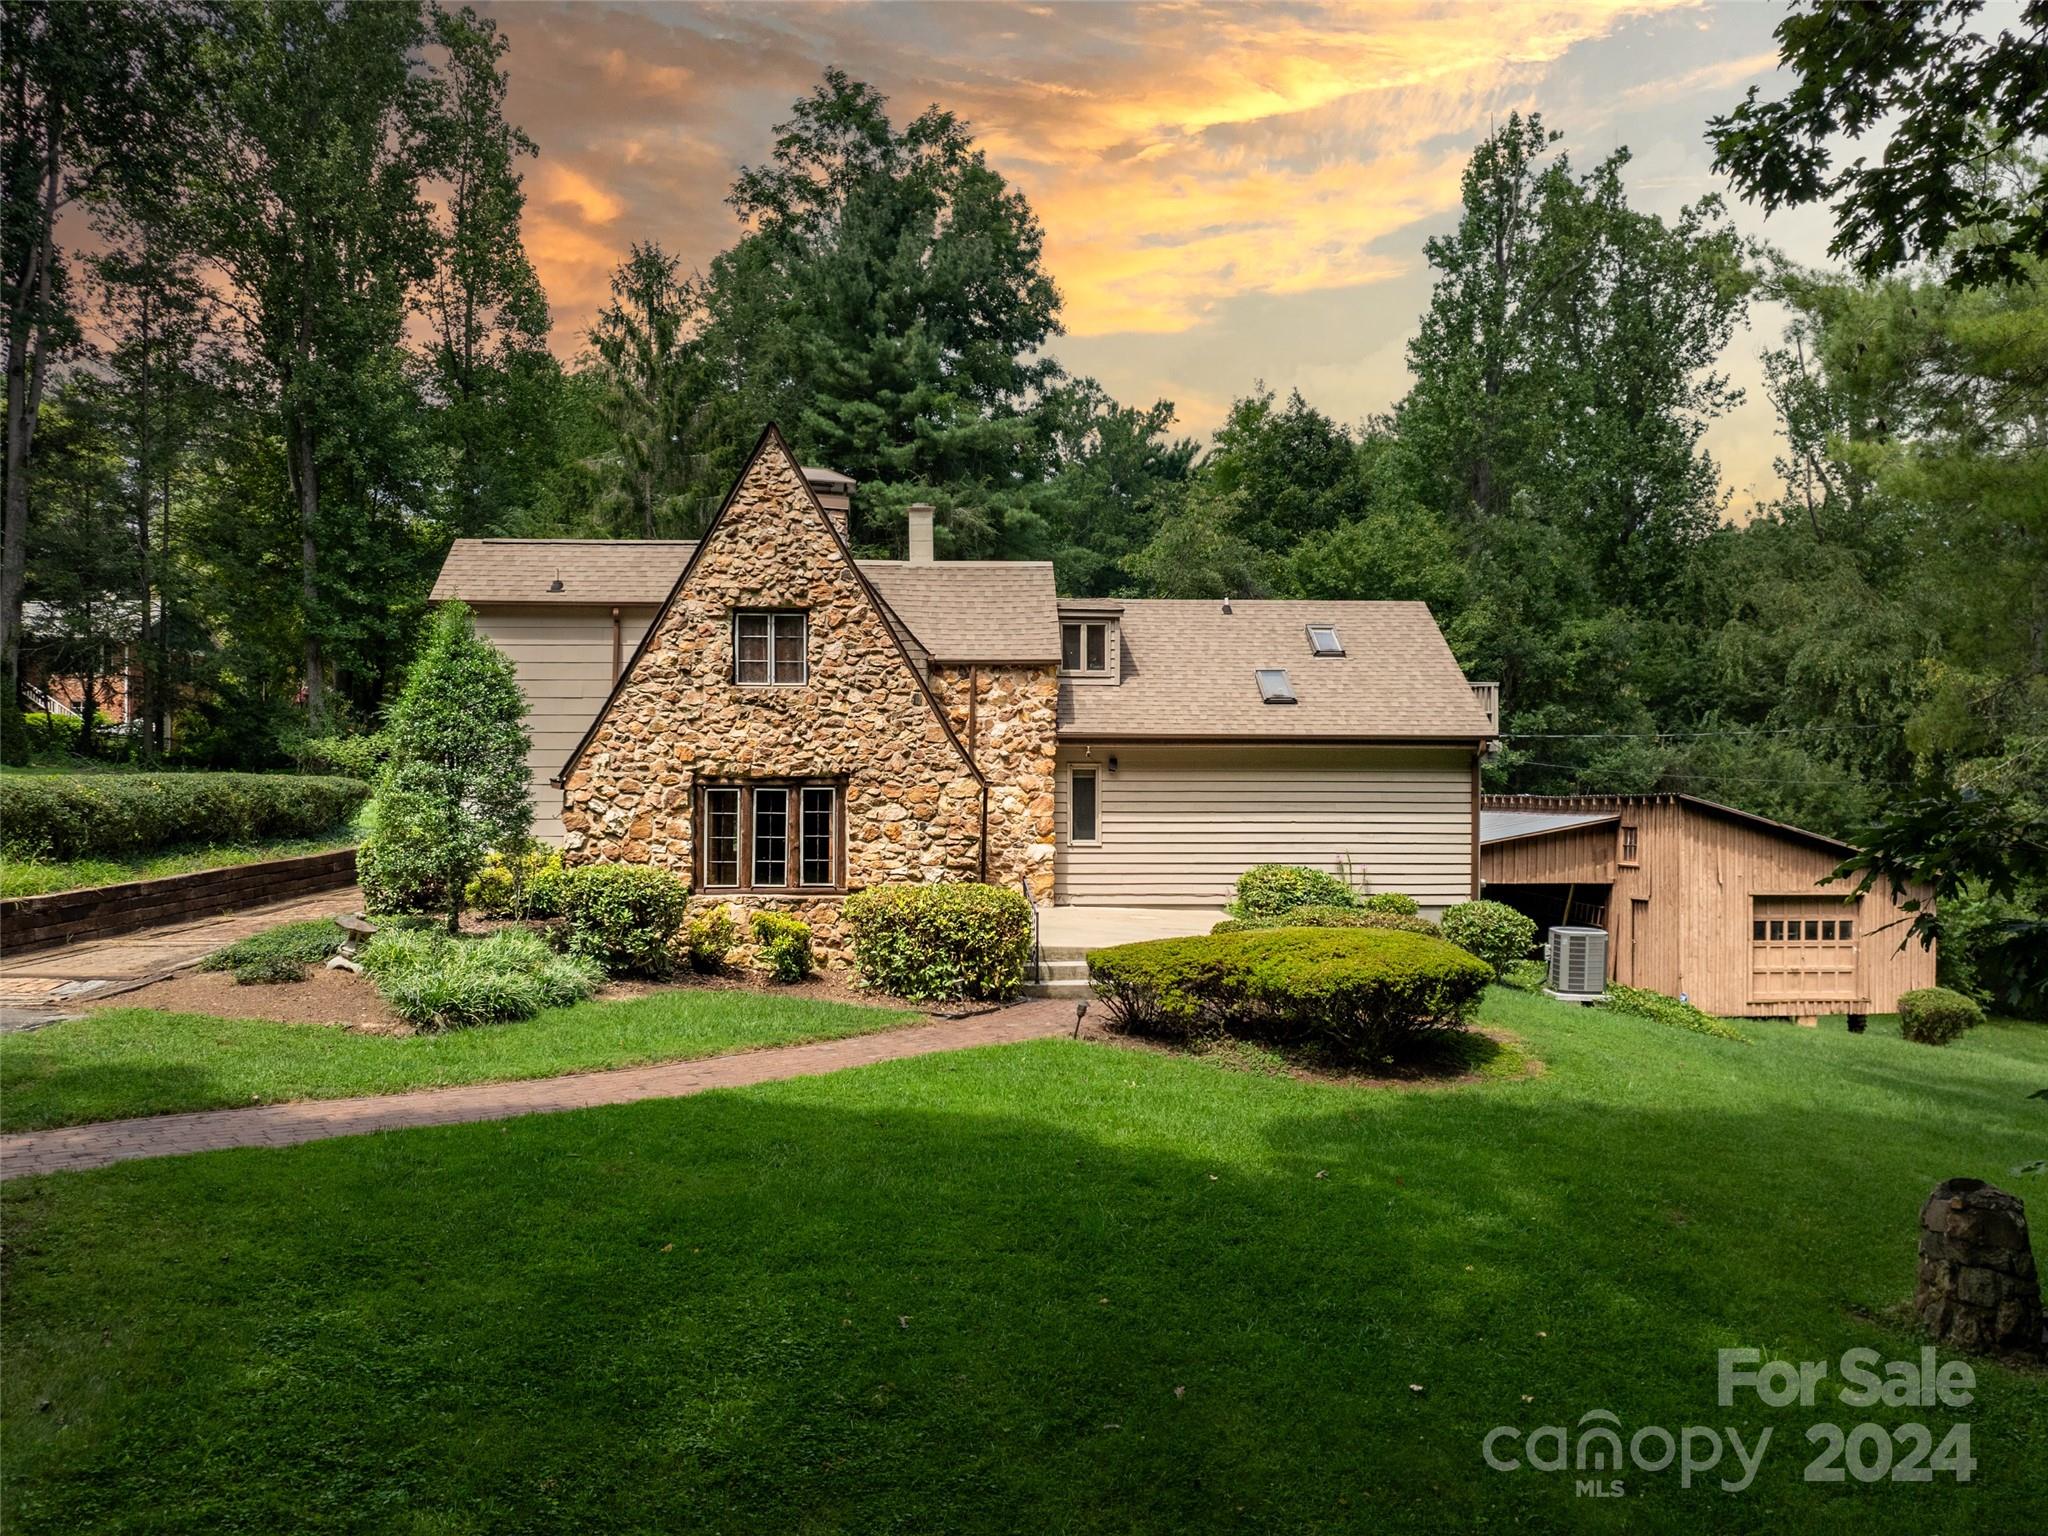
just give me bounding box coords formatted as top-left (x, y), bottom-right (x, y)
top-left (479, 0), bottom-right (1859, 508)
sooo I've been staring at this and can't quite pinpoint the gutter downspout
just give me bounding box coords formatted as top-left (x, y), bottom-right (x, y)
top-left (970, 665), bottom-right (988, 882)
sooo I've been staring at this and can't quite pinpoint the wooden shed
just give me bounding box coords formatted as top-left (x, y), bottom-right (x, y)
top-left (1479, 794), bottom-right (1936, 1020)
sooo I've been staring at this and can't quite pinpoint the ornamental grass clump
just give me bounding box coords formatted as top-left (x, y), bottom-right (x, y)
top-left (1088, 928), bottom-right (1491, 1062)
top-left (197, 919), bottom-right (346, 985)
top-left (843, 883), bottom-right (1033, 1001)
top-left (359, 927), bottom-right (602, 1031)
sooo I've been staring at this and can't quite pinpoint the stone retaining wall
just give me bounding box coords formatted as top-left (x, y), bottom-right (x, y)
top-left (0, 848), bottom-right (358, 952)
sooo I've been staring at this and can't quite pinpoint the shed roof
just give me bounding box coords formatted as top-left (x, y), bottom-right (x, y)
top-left (430, 539), bottom-right (1059, 664)
top-left (1057, 599), bottom-right (1496, 742)
top-left (1480, 794), bottom-right (1858, 856)
top-left (1480, 808), bottom-right (1619, 845)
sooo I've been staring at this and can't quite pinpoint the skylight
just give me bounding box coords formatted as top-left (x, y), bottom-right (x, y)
top-left (1255, 668), bottom-right (1296, 705)
top-left (1307, 624), bottom-right (1342, 656)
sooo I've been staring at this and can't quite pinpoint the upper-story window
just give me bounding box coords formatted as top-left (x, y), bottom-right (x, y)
top-left (1619, 823), bottom-right (1639, 866)
top-left (1061, 619), bottom-right (1111, 676)
top-left (734, 611), bottom-right (806, 685)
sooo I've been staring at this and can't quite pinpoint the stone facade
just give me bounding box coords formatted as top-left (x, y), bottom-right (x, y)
top-left (1914, 1178), bottom-right (2044, 1358)
top-left (559, 430), bottom-right (988, 966)
top-left (929, 663), bottom-right (1059, 903)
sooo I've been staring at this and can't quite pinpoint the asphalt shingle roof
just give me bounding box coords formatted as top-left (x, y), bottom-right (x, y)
top-left (1057, 599), bottom-right (1496, 741)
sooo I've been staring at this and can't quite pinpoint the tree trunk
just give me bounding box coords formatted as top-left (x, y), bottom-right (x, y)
top-left (2, 93), bottom-right (62, 730)
top-left (134, 276), bottom-right (155, 760)
top-left (155, 438), bottom-right (171, 753)
top-left (287, 413), bottom-right (324, 727)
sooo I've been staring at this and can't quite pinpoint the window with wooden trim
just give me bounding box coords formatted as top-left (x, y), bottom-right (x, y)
top-left (697, 782), bottom-right (842, 890)
top-left (1619, 823), bottom-right (1639, 866)
top-left (1069, 766), bottom-right (1100, 844)
top-left (733, 611), bottom-right (807, 685)
top-left (1061, 620), bottom-right (1113, 677)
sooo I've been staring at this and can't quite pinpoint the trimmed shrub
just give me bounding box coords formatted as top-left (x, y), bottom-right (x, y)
top-left (1899, 986), bottom-right (1984, 1046)
top-left (1212, 905), bottom-right (1441, 938)
top-left (0, 772), bottom-right (368, 862)
top-left (355, 786), bottom-right (449, 916)
top-left (1088, 927), bottom-right (1491, 1060)
top-left (465, 847), bottom-right (567, 919)
top-left (1604, 984), bottom-right (1752, 1043)
top-left (296, 729), bottom-right (392, 782)
top-left (683, 905), bottom-right (739, 973)
top-left (1498, 958), bottom-right (1548, 993)
top-left (1228, 864), bottom-right (1359, 920)
top-left (843, 882), bottom-right (1033, 1001)
top-left (751, 912), bottom-right (814, 983)
top-left (360, 927), bottom-right (603, 1031)
top-left (1440, 900), bottom-right (1538, 976)
top-left (197, 919), bottom-right (346, 985)
top-left (1360, 891), bottom-right (1421, 917)
top-left (561, 865), bottom-right (690, 977)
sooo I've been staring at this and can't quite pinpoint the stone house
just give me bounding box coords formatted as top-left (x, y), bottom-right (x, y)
top-left (431, 425), bottom-right (1499, 962)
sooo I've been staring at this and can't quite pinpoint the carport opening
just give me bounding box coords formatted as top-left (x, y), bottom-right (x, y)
top-left (1482, 882), bottom-right (1612, 947)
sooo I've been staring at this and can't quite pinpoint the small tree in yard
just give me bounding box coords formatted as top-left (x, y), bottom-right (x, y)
top-left (372, 602), bottom-right (531, 933)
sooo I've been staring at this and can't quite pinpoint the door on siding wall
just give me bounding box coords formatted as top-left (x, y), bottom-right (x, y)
top-left (1750, 897), bottom-right (1860, 1005)
top-left (1627, 898), bottom-right (1648, 985)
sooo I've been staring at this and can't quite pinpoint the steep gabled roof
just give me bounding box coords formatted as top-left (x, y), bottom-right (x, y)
top-left (552, 424), bottom-right (982, 789)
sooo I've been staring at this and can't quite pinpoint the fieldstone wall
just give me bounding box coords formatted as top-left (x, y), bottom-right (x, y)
top-left (559, 432), bottom-right (987, 967)
top-left (929, 663), bottom-right (1059, 903)
top-left (1915, 1178), bottom-right (2044, 1358)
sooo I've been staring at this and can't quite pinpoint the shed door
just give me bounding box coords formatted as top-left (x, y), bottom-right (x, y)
top-left (1750, 898), bottom-right (1859, 1004)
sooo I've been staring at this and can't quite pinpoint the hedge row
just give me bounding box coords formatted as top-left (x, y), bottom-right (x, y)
top-left (1, 773), bottom-right (371, 861)
top-left (1089, 927), bottom-right (1492, 1060)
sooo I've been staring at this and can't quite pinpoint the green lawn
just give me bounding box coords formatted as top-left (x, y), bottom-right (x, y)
top-left (0, 831), bottom-right (357, 898)
top-left (2, 993), bottom-right (2044, 1532)
top-left (0, 989), bottom-right (921, 1132)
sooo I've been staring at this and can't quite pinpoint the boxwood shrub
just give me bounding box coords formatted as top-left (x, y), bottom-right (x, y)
top-left (750, 912), bottom-right (814, 983)
top-left (1360, 891), bottom-right (1421, 916)
top-left (843, 882), bottom-right (1033, 1001)
top-left (1228, 863), bottom-right (1358, 920)
top-left (1440, 899), bottom-right (1538, 976)
top-left (1899, 986), bottom-right (1985, 1046)
top-left (683, 904), bottom-right (739, 974)
top-left (1211, 905), bottom-right (1440, 938)
top-left (0, 772), bottom-right (369, 861)
top-left (1088, 927), bottom-right (1491, 1060)
top-left (560, 864), bottom-right (690, 977)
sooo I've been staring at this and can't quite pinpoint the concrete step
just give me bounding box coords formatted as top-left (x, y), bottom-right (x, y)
top-left (1022, 977), bottom-right (1094, 1000)
top-left (1031, 958), bottom-right (1090, 983)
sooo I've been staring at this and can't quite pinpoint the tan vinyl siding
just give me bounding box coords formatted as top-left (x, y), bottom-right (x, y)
top-left (1053, 743), bottom-right (1475, 911)
top-left (474, 605), bottom-right (658, 842)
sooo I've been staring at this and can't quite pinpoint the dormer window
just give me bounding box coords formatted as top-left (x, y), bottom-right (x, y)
top-left (1307, 624), bottom-right (1343, 656)
top-left (734, 611), bottom-right (806, 685)
top-left (1061, 619), bottom-right (1111, 676)
top-left (1256, 668), bottom-right (1296, 704)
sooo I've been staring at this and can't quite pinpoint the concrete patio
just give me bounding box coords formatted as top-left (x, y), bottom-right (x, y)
top-left (1025, 905), bottom-right (1227, 998)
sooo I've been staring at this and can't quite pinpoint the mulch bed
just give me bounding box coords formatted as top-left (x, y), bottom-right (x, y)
top-left (85, 957), bottom-right (958, 1033)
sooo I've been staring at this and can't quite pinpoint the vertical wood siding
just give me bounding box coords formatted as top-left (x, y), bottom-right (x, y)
top-left (474, 605), bottom-right (658, 842)
top-left (1053, 743), bottom-right (1476, 911)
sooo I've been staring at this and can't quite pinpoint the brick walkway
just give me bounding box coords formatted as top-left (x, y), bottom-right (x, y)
top-left (0, 886), bottom-right (366, 1022)
top-left (0, 1000), bottom-right (1078, 1180)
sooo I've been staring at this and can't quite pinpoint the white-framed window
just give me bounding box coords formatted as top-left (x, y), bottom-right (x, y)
top-left (1061, 620), bottom-right (1111, 676)
top-left (1069, 765), bottom-right (1100, 845)
top-left (734, 611), bottom-right (807, 685)
top-left (1306, 624), bottom-right (1343, 656)
top-left (698, 781), bottom-right (841, 891)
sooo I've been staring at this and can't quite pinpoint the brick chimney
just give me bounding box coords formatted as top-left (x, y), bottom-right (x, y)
top-left (907, 503), bottom-right (935, 563)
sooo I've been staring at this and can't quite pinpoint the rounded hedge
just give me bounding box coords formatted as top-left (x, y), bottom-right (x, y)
top-left (0, 772), bottom-right (369, 861)
top-left (1088, 927), bottom-right (1491, 1060)
top-left (1229, 863), bottom-right (1358, 920)
top-left (1898, 986), bottom-right (1984, 1046)
top-left (1440, 900), bottom-right (1538, 976)
top-left (560, 864), bottom-right (690, 977)
top-left (750, 911), bottom-right (814, 983)
top-left (1212, 905), bottom-right (1441, 938)
top-left (1359, 891), bottom-right (1422, 916)
top-left (843, 882), bottom-right (1033, 1001)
